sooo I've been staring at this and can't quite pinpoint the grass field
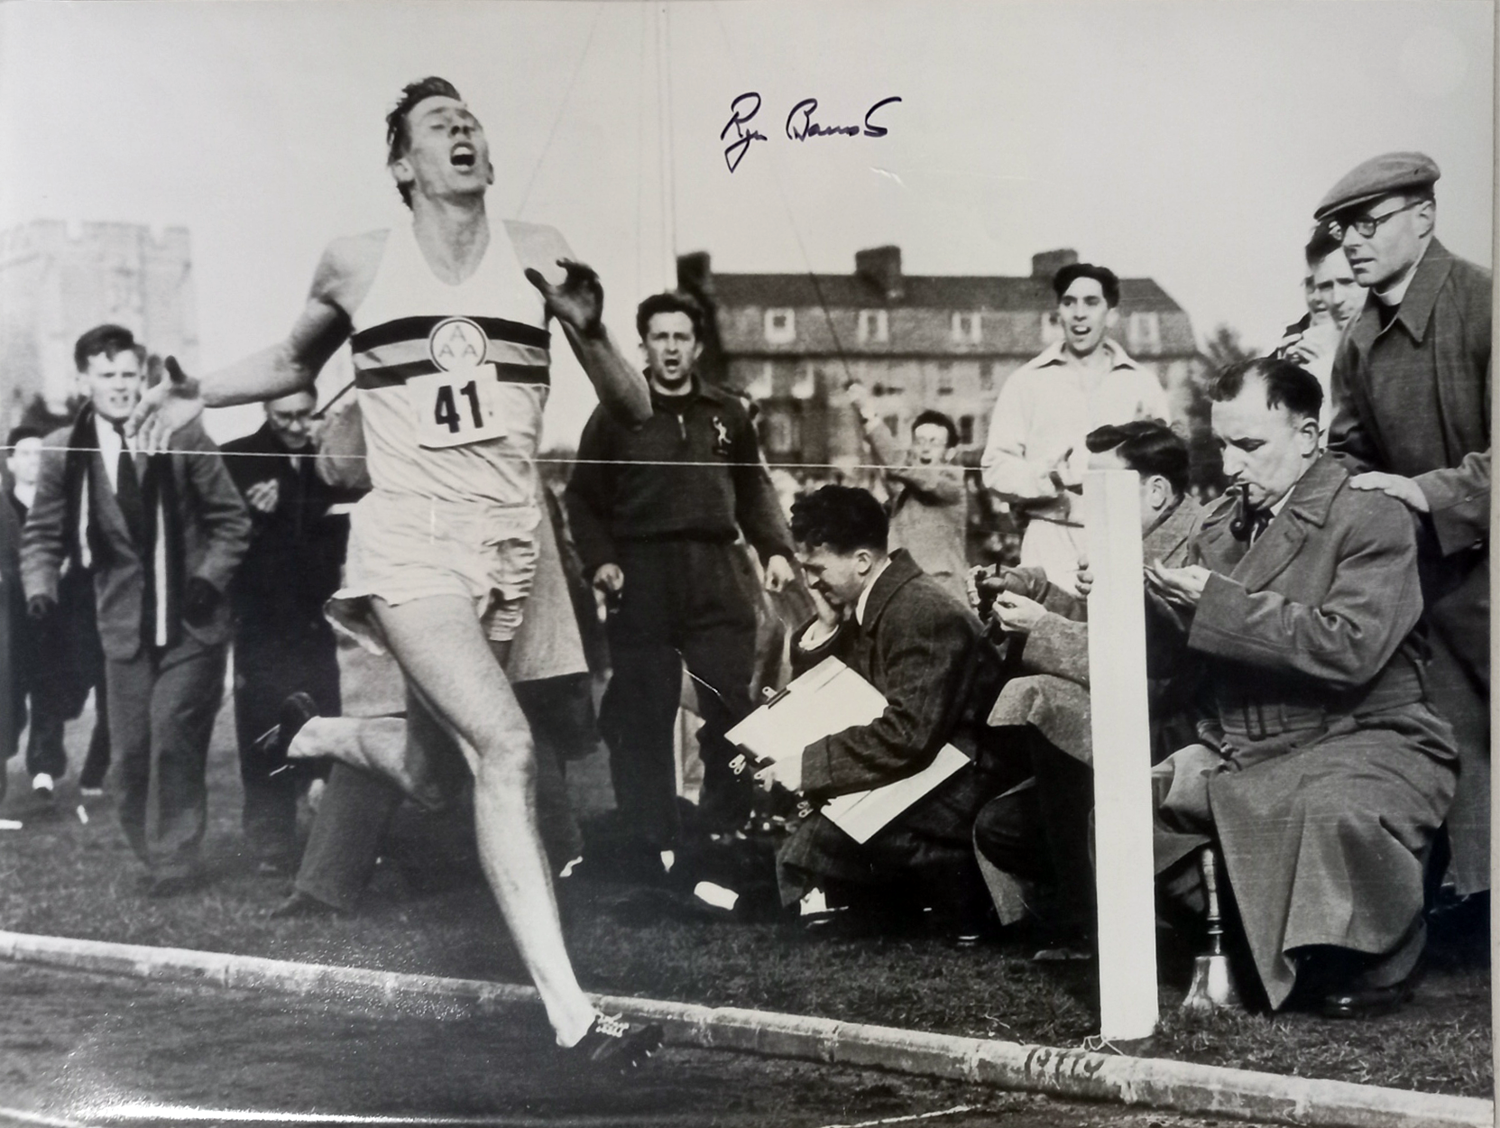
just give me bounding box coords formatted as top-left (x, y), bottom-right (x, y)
top-left (0, 688), bottom-right (1489, 1100)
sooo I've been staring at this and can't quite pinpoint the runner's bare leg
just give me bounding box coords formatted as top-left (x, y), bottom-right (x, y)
top-left (371, 593), bottom-right (596, 1046)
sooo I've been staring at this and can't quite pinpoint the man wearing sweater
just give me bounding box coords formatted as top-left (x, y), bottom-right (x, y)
top-left (565, 291), bottom-right (797, 866)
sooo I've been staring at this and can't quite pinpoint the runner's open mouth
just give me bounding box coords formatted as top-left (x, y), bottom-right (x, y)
top-left (451, 144), bottom-right (476, 169)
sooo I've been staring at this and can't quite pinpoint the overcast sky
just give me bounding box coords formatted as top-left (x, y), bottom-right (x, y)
top-left (0, 0), bottom-right (1491, 447)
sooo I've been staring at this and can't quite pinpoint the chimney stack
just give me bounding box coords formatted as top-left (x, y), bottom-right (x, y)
top-left (677, 251), bottom-right (713, 295)
top-left (855, 246), bottom-right (904, 301)
top-left (1031, 248), bottom-right (1079, 281)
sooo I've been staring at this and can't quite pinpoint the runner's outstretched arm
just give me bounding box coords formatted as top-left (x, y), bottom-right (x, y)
top-left (129, 236), bottom-right (377, 451)
top-left (527, 259), bottom-right (651, 427)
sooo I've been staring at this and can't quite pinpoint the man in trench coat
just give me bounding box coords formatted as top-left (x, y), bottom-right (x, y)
top-left (1148, 358), bottom-right (1456, 1017)
top-left (1319, 152), bottom-right (1490, 896)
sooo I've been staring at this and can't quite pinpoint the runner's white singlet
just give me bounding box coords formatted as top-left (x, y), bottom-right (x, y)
top-left (348, 220), bottom-right (549, 525)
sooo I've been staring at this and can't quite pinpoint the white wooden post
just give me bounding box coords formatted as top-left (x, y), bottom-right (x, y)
top-left (1085, 469), bottom-right (1159, 1042)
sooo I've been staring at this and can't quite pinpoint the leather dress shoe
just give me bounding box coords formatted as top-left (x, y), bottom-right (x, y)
top-left (142, 872), bottom-right (202, 898)
top-left (270, 890), bottom-right (347, 919)
top-left (1318, 979), bottom-right (1414, 1019)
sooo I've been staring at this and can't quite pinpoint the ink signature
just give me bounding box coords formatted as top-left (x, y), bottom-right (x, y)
top-left (787, 96), bottom-right (902, 142)
top-left (721, 92), bottom-right (768, 174)
top-left (720, 93), bottom-right (901, 173)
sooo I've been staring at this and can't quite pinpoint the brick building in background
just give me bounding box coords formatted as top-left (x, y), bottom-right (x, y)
top-left (0, 221), bottom-right (198, 429)
top-left (678, 246), bottom-right (1202, 473)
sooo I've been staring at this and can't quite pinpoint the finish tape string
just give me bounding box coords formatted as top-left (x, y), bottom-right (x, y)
top-left (11, 444), bottom-right (956, 477)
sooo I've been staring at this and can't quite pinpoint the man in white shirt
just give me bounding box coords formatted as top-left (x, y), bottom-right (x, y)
top-left (981, 263), bottom-right (1168, 593)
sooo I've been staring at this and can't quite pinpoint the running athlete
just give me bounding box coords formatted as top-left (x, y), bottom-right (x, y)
top-left (129, 77), bottom-right (660, 1066)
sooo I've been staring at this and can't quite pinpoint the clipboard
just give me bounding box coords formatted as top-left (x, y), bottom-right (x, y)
top-left (727, 657), bottom-right (970, 844)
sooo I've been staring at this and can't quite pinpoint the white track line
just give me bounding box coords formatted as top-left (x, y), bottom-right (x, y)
top-left (84, 1106), bottom-right (661, 1127)
top-left (0, 1107), bottom-right (93, 1128)
top-left (819, 1106), bottom-right (979, 1128)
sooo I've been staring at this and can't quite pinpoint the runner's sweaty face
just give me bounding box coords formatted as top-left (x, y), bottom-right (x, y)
top-left (392, 96), bottom-right (494, 204)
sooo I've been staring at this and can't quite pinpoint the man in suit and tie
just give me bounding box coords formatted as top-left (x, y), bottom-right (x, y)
top-left (22, 325), bottom-right (250, 894)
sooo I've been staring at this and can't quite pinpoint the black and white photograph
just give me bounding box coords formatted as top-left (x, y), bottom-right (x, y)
top-left (0, 1), bottom-right (1493, 1125)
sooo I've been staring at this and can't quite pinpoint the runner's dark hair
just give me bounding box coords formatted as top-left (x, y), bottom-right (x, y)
top-left (387, 77), bottom-right (464, 208)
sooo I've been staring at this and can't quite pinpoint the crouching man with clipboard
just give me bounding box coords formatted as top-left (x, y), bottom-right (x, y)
top-left (747, 485), bottom-right (1025, 943)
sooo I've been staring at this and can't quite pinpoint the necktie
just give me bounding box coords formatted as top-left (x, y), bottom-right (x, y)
top-left (1249, 508), bottom-right (1272, 542)
top-left (111, 421), bottom-right (148, 548)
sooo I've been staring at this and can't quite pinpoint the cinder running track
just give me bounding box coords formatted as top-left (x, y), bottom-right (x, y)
top-left (0, 962), bottom-right (1270, 1128)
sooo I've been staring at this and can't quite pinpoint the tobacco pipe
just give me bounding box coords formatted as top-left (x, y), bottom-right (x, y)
top-left (1227, 483), bottom-right (1253, 541)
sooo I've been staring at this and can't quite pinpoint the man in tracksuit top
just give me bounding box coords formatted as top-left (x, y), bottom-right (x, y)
top-left (566, 291), bottom-right (796, 872)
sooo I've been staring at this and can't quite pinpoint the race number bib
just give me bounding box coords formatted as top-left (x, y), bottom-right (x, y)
top-left (409, 365), bottom-right (507, 449)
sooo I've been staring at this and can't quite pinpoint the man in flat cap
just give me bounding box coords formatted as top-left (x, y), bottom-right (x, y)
top-left (1319, 151), bottom-right (1491, 897)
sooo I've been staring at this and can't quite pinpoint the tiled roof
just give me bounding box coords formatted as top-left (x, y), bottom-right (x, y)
top-left (707, 273), bottom-right (1184, 313)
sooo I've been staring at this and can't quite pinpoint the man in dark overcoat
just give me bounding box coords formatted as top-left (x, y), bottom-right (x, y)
top-left (1319, 152), bottom-right (1490, 896)
top-left (1148, 358), bottom-right (1456, 1017)
top-left (221, 390), bottom-right (350, 871)
top-left (766, 485), bottom-right (1023, 939)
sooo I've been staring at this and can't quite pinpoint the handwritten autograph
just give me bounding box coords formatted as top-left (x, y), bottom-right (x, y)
top-left (721, 93), bottom-right (902, 173)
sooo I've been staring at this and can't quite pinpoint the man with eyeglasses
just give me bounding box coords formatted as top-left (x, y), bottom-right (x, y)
top-left (221, 390), bottom-right (354, 872)
top-left (1320, 152), bottom-right (1491, 899)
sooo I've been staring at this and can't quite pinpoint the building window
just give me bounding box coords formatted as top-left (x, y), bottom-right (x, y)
top-left (792, 364), bottom-right (817, 400)
top-left (936, 364), bottom-right (954, 396)
top-left (764, 308), bottom-right (796, 344)
top-left (858, 309), bottom-right (889, 344)
top-left (745, 362), bottom-right (774, 400)
top-left (765, 407), bottom-right (801, 455)
top-left (950, 312), bottom-right (982, 344)
top-left (959, 415), bottom-right (975, 445)
top-left (1127, 311), bottom-right (1161, 355)
top-left (979, 361), bottom-right (994, 392)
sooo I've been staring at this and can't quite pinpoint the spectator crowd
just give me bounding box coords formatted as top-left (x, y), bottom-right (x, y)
top-left (0, 144), bottom-right (1488, 1032)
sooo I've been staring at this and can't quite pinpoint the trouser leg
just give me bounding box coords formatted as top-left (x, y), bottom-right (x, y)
top-left (108, 652), bottom-right (156, 868)
top-left (678, 622), bottom-right (757, 831)
top-left (235, 636), bottom-right (339, 864)
top-left (23, 690), bottom-right (69, 779)
top-left (514, 677), bottom-right (585, 869)
top-left (1426, 629), bottom-right (1490, 895)
top-left (1029, 735), bottom-right (1096, 927)
top-left (294, 759), bottom-right (403, 913)
top-left (598, 640), bottom-right (684, 849)
top-left (144, 639), bottom-right (226, 878)
top-left (78, 680), bottom-right (111, 789)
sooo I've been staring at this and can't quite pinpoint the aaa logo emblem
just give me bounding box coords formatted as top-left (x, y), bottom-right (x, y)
top-left (429, 318), bottom-right (488, 371)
